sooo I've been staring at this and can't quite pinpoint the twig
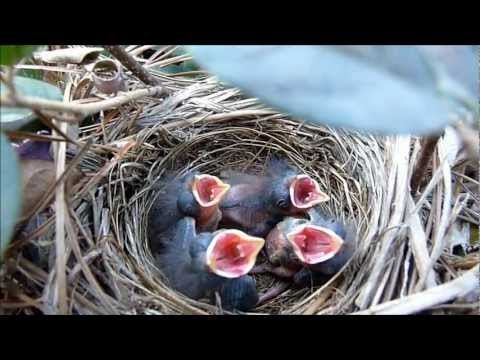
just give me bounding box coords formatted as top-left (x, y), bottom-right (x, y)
top-left (0, 86), bottom-right (166, 123)
top-left (14, 64), bottom-right (81, 73)
top-left (353, 265), bottom-right (479, 315)
top-left (53, 147), bottom-right (68, 314)
top-left (35, 110), bottom-right (79, 145)
top-left (411, 135), bottom-right (441, 194)
top-left (103, 45), bottom-right (165, 88)
top-left (52, 81), bottom-right (73, 314)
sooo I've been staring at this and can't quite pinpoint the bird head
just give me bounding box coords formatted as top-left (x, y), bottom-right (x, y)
top-left (289, 174), bottom-right (329, 210)
top-left (286, 224), bottom-right (344, 265)
top-left (269, 173), bottom-right (329, 215)
top-left (191, 174), bottom-right (230, 207)
top-left (206, 229), bottom-right (265, 278)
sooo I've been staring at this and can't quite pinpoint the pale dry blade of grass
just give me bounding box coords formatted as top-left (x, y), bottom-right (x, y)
top-left (415, 139), bottom-right (453, 292)
top-left (51, 81), bottom-right (72, 314)
top-left (357, 136), bottom-right (411, 309)
top-left (64, 210), bottom-right (118, 314)
top-left (406, 195), bottom-right (437, 289)
top-left (353, 265), bottom-right (479, 315)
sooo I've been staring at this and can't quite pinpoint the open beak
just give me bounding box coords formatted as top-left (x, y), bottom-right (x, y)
top-left (286, 224), bottom-right (343, 264)
top-left (206, 230), bottom-right (265, 278)
top-left (289, 175), bottom-right (330, 209)
top-left (192, 174), bottom-right (231, 207)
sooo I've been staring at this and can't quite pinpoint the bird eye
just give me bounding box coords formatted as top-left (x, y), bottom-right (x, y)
top-left (277, 199), bottom-right (289, 209)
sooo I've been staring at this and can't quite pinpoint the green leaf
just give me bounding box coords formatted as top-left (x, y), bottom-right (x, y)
top-left (0, 76), bottom-right (63, 131)
top-left (0, 45), bottom-right (38, 65)
top-left (0, 132), bottom-right (22, 263)
top-left (186, 46), bottom-right (461, 135)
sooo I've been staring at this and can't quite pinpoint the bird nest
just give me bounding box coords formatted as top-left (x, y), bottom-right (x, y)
top-left (2, 61), bottom-right (478, 315)
top-left (82, 91), bottom-right (380, 315)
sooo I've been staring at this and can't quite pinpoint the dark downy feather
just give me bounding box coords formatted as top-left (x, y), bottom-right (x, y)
top-left (214, 275), bottom-right (259, 312)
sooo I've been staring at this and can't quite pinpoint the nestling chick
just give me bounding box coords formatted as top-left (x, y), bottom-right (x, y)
top-left (254, 208), bottom-right (355, 303)
top-left (261, 207), bottom-right (355, 286)
top-left (148, 172), bottom-right (230, 253)
top-left (153, 216), bottom-right (264, 302)
top-left (220, 157), bottom-right (329, 237)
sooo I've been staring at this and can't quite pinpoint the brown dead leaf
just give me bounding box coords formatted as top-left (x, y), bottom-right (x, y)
top-left (20, 159), bottom-right (56, 217)
top-left (20, 159), bottom-right (83, 217)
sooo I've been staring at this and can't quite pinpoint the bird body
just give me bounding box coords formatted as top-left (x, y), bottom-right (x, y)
top-left (154, 217), bottom-right (223, 299)
top-left (154, 216), bottom-right (264, 306)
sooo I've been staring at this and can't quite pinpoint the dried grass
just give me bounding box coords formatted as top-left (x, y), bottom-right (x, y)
top-left (0, 45), bottom-right (478, 315)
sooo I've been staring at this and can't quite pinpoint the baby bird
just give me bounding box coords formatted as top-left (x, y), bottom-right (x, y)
top-left (267, 208), bottom-right (350, 271)
top-left (153, 216), bottom-right (265, 304)
top-left (220, 157), bottom-right (329, 238)
top-left (148, 172), bottom-right (230, 253)
top-left (255, 208), bottom-right (355, 302)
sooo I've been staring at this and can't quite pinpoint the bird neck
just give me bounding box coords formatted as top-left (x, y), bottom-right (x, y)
top-left (191, 250), bottom-right (208, 273)
top-left (306, 208), bottom-right (324, 223)
top-left (197, 205), bottom-right (220, 230)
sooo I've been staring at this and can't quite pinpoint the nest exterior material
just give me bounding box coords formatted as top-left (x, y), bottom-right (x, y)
top-left (1, 46), bottom-right (478, 315)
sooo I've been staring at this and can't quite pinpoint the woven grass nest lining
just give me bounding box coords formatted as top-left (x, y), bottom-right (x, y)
top-left (6, 74), bottom-right (478, 315)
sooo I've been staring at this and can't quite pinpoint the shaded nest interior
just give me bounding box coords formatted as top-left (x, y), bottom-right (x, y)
top-left (2, 51), bottom-right (478, 315)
